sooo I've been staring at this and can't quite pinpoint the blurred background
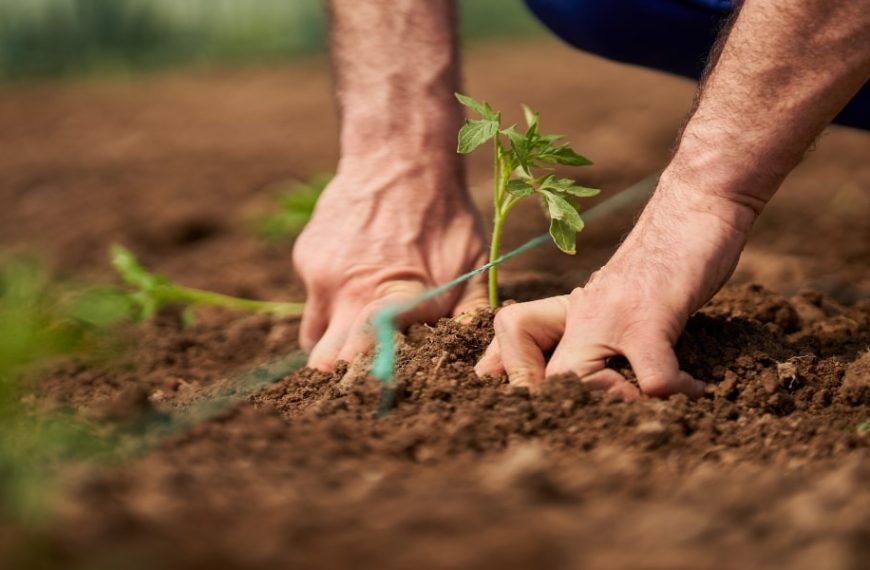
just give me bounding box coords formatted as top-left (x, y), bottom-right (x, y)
top-left (0, 0), bottom-right (542, 78)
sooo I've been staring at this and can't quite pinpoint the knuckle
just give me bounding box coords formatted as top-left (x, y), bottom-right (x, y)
top-left (493, 305), bottom-right (524, 334)
top-left (640, 373), bottom-right (678, 398)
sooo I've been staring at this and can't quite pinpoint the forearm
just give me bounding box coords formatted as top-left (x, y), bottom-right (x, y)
top-left (665, 0), bottom-right (870, 228)
top-left (328, 0), bottom-right (462, 163)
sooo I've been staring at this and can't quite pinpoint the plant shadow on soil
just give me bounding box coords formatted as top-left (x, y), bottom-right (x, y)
top-left (8, 279), bottom-right (869, 570)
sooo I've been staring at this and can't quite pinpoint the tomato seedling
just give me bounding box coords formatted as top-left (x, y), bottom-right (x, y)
top-left (455, 93), bottom-right (599, 307)
top-left (110, 244), bottom-right (304, 321)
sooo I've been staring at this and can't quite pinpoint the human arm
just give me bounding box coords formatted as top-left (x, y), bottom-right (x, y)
top-left (476, 0), bottom-right (870, 397)
top-left (294, 0), bottom-right (488, 370)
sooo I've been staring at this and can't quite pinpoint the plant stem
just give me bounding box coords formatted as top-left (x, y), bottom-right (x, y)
top-left (170, 286), bottom-right (305, 316)
top-left (489, 135), bottom-right (503, 308)
top-left (488, 213), bottom-right (504, 308)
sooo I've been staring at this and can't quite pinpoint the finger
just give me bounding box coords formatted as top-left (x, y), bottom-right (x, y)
top-left (299, 292), bottom-right (330, 352)
top-left (307, 298), bottom-right (361, 372)
top-left (580, 369), bottom-right (641, 400)
top-left (623, 337), bottom-right (705, 398)
top-left (452, 273), bottom-right (489, 317)
top-left (545, 332), bottom-right (611, 380)
top-left (474, 339), bottom-right (504, 378)
top-left (487, 297), bottom-right (568, 391)
top-left (335, 280), bottom-right (433, 364)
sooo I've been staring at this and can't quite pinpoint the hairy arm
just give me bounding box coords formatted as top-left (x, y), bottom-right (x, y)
top-left (295, 1), bottom-right (487, 370)
top-left (329, 0), bottom-right (463, 164)
top-left (477, 0), bottom-right (870, 397)
top-left (649, 0), bottom-right (870, 313)
top-left (673, 0), bottom-right (870, 232)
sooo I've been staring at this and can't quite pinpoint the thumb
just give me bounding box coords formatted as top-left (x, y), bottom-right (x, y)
top-left (623, 336), bottom-right (706, 398)
top-left (452, 251), bottom-right (490, 317)
top-left (452, 274), bottom-right (490, 317)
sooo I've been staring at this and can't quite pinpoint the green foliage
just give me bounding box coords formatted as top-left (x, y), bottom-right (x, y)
top-left (858, 421), bottom-right (870, 434)
top-left (0, 258), bottom-right (128, 378)
top-left (0, 0), bottom-right (542, 80)
top-left (0, 257), bottom-right (125, 519)
top-left (111, 244), bottom-right (304, 319)
top-left (255, 174), bottom-right (331, 241)
top-left (455, 93), bottom-right (599, 306)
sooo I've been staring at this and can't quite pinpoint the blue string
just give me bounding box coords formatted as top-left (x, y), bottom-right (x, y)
top-left (370, 233), bottom-right (552, 384)
top-left (369, 172), bottom-right (658, 388)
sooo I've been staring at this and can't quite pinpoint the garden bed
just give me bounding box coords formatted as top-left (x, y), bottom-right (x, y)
top-left (1, 42), bottom-right (868, 569)
top-left (11, 282), bottom-right (869, 569)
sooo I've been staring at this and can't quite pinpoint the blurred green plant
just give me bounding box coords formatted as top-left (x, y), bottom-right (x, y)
top-left (0, 257), bottom-right (127, 520)
top-left (254, 173), bottom-right (331, 241)
top-left (111, 244), bottom-right (304, 321)
top-left (0, 0), bottom-right (542, 79)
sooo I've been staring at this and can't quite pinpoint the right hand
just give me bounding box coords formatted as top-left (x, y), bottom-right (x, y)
top-left (293, 155), bottom-right (489, 371)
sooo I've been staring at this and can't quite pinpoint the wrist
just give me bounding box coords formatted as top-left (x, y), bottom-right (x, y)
top-left (324, 151), bottom-right (472, 224)
top-left (667, 122), bottom-right (788, 216)
top-left (654, 168), bottom-right (760, 237)
top-left (340, 97), bottom-right (463, 161)
top-left (599, 177), bottom-right (754, 318)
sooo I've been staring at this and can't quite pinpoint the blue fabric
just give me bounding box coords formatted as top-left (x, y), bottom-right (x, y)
top-left (525, 0), bottom-right (869, 130)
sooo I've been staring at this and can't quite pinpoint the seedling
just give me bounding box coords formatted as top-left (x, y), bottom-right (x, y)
top-left (0, 257), bottom-right (122, 519)
top-left (254, 173), bottom-right (331, 241)
top-left (455, 93), bottom-right (599, 307)
top-left (110, 244), bottom-right (304, 321)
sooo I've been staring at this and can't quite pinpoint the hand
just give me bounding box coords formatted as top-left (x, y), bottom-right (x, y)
top-left (475, 178), bottom-right (757, 398)
top-left (293, 155), bottom-right (488, 371)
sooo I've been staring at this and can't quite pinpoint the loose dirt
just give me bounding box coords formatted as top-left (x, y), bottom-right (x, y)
top-left (1, 39), bottom-right (868, 569)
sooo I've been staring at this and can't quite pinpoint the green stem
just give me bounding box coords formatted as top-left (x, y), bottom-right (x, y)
top-left (168, 286), bottom-right (305, 316)
top-left (488, 213), bottom-right (504, 308)
top-left (489, 136), bottom-right (503, 308)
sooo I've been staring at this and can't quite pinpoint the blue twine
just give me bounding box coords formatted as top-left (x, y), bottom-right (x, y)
top-left (369, 172), bottom-right (658, 388)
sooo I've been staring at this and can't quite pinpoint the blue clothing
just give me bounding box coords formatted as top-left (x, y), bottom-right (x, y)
top-left (525, 0), bottom-right (869, 130)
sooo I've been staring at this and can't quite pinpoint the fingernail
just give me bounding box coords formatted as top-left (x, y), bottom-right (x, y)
top-left (453, 313), bottom-right (473, 325)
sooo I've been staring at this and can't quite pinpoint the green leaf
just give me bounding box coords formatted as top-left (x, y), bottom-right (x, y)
top-left (257, 174), bottom-right (330, 240)
top-left (540, 144), bottom-right (593, 166)
top-left (540, 189), bottom-right (584, 231)
top-left (457, 119), bottom-right (499, 154)
top-left (562, 185), bottom-right (600, 198)
top-left (539, 176), bottom-right (600, 198)
top-left (549, 218), bottom-right (577, 255)
top-left (110, 244), bottom-right (160, 291)
top-left (502, 125), bottom-right (530, 174)
top-left (455, 93), bottom-right (498, 121)
top-left (505, 179), bottom-right (535, 197)
top-left (68, 287), bottom-right (134, 327)
top-left (521, 104), bottom-right (539, 131)
top-left (538, 175), bottom-right (572, 193)
top-left (537, 133), bottom-right (563, 146)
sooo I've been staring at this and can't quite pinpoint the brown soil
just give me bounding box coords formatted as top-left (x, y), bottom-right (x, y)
top-left (1, 39), bottom-right (868, 569)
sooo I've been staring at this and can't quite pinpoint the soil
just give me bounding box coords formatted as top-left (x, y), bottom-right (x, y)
top-left (1, 39), bottom-right (868, 569)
